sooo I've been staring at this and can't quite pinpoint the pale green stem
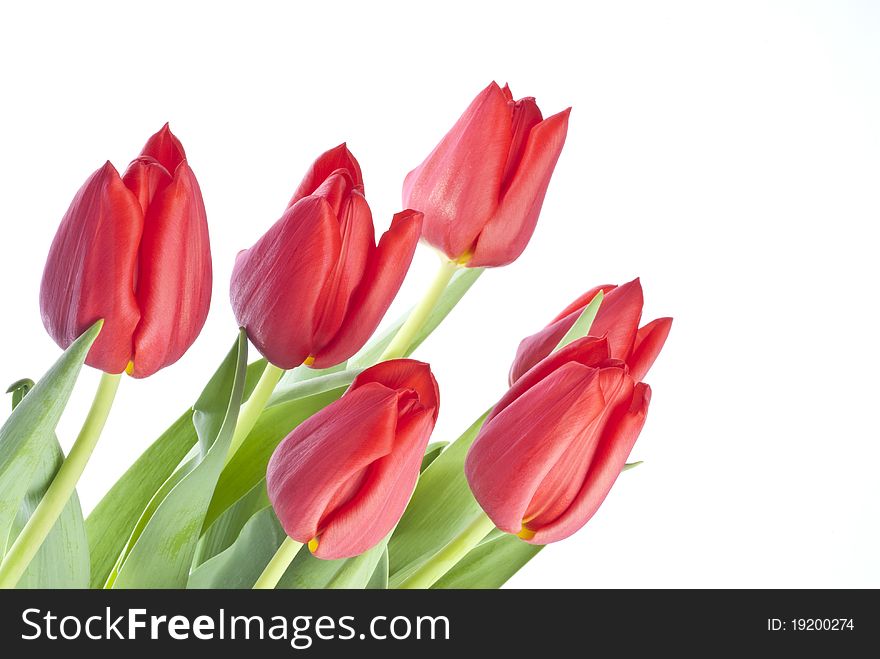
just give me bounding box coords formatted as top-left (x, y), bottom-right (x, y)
top-left (225, 362), bottom-right (285, 464)
top-left (397, 513), bottom-right (496, 589)
top-left (379, 258), bottom-right (460, 361)
top-left (0, 371), bottom-right (121, 589)
top-left (253, 536), bottom-right (304, 589)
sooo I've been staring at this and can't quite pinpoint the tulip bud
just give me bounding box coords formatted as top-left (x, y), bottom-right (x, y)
top-left (510, 278), bottom-right (673, 384)
top-left (403, 82), bottom-right (570, 267)
top-left (230, 144), bottom-right (423, 369)
top-left (466, 336), bottom-right (652, 545)
top-left (39, 124), bottom-right (211, 377)
top-left (267, 359), bottom-right (440, 559)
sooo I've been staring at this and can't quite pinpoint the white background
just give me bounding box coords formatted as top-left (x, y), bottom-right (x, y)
top-left (1, 1), bottom-right (878, 588)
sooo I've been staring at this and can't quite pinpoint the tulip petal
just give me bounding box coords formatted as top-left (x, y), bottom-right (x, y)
top-left (140, 123), bottom-right (186, 175)
top-left (628, 317), bottom-right (673, 381)
top-left (524, 367), bottom-right (633, 530)
top-left (508, 285), bottom-right (615, 385)
top-left (315, 406), bottom-right (435, 559)
top-left (531, 383), bottom-right (651, 544)
top-left (121, 157), bottom-right (173, 215)
top-left (230, 196), bottom-right (341, 368)
top-left (130, 162), bottom-right (212, 378)
top-left (589, 277), bottom-right (643, 362)
top-left (489, 336), bottom-right (610, 423)
top-left (349, 358), bottom-right (440, 421)
top-left (311, 210), bottom-right (422, 368)
top-left (403, 82), bottom-right (513, 260)
top-left (466, 362), bottom-right (605, 534)
top-left (289, 143), bottom-right (364, 207)
top-left (40, 162), bottom-right (143, 373)
top-left (311, 188), bottom-right (374, 350)
top-left (469, 107), bottom-right (571, 267)
top-left (266, 383), bottom-right (400, 545)
top-left (501, 97), bottom-right (543, 192)
top-left (552, 284), bottom-right (617, 323)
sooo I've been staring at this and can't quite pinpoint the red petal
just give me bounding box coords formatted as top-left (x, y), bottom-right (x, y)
top-left (590, 277), bottom-right (643, 361)
top-left (311, 210), bottom-right (422, 367)
top-left (465, 362), bottom-right (605, 534)
top-left (230, 196), bottom-right (341, 368)
top-left (267, 383), bottom-right (401, 545)
top-left (628, 317), bottom-right (673, 381)
top-left (469, 108), bottom-right (571, 267)
top-left (552, 284), bottom-right (617, 322)
top-left (489, 335), bottom-right (610, 423)
top-left (139, 123), bottom-right (186, 175)
top-left (311, 189), bottom-right (374, 350)
top-left (315, 405), bottom-right (435, 559)
top-left (39, 162), bottom-right (143, 373)
top-left (402, 82), bottom-right (513, 260)
top-left (130, 162), bottom-right (212, 377)
top-left (524, 367), bottom-right (632, 530)
top-left (121, 157), bottom-right (172, 215)
top-left (350, 359), bottom-right (439, 421)
top-left (501, 97), bottom-right (543, 192)
top-left (508, 284), bottom-right (615, 385)
top-left (289, 143), bottom-right (364, 207)
top-left (531, 382), bottom-right (650, 544)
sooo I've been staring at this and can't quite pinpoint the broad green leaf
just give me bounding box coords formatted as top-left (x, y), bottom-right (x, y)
top-left (554, 290), bottom-right (603, 351)
top-left (203, 387), bottom-right (347, 531)
top-left (85, 412), bottom-right (196, 587)
top-left (110, 330), bottom-right (248, 588)
top-left (366, 547), bottom-right (389, 589)
top-left (278, 538), bottom-right (389, 589)
top-left (388, 412), bottom-right (490, 587)
top-left (0, 322), bottom-right (100, 555)
top-left (188, 506), bottom-right (285, 589)
top-left (87, 356), bottom-right (278, 588)
top-left (194, 481), bottom-right (269, 567)
top-left (6, 382), bottom-right (89, 588)
top-left (350, 267), bottom-right (484, 367)
top-left (420, 441), bottom-right (448, 472)
top-left (432, 532), bottom-right (543, 589)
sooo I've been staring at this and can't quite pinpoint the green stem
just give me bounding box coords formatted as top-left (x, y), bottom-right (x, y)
top-left (397, 513), bottom-right (496, 589)
top-left (253, 536), bottom-right (304, 589)
top-left (225, 362), bottom-right (285, 464)
top-left (379, 258), bottom-right (460, 361)
top-left (0, 371), bottom-right (121, 589)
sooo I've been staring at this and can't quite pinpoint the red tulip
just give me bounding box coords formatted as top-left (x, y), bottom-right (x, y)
top-left (230, 144), bottom-right (423, 369)
top-left (510, 278), bottom-right (673, 385)
top-left (466, 337), bottom-right (650, 545)
top-left (267, 359), bottom-right (440, 559)
top-left (402, 82), bottom-right (570, 268)
top-left (39, 124), bottom-right (211, 377)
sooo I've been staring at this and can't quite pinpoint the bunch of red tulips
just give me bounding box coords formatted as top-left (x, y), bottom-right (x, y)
top-left (0, 82), bottom-right (671, 589)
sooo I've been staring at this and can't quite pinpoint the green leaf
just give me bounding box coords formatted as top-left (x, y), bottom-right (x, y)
top-left (432, 532), bottom-right (542, 589)
top-left (188, 506), bottom-right (285, 589)
top-left (554, 290), bottom-right (603, 351)
top-left (0, 322), bottom-right (100, 556)
top-left (351, 267), bottom-right (484, 367)
top-left (420, 441), bottom-right (448, 472)
top-left (388, 411), bottom-right (490, 587)
top-left (366, 547), bottom-right (389, 589)
top-left (85, 412), bottom-right (197, 587)
top-left (278, 538), bottom-right (389, 589)
top-left (6, 381), bottom-right (89, 588)
top-left (203, 387), bottom-right (347, 531)
top-left (194, 481), bottom-right (269, 567)
top-left (6, 379), bottom-right (34, 410)
top-left (109, 330), bottom-right (248, 588)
